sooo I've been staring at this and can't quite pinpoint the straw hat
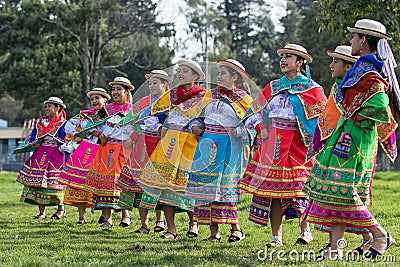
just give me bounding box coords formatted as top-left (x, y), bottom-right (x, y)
top-left (86, 87), bottom-right (111, 100)
top-left (347, 19), bottom-right (391, 40)
top-left (327, 45), bottom-right (359, 63)
top-left (178, 59), bottom-right (205, 80)
top-left (217, 59), bottom-right (249, 81)
top-left (44, 96), bottom-right (66, 109)
top-left (277, 44), bottom-right (313, 64)
top-left (108, 77), bottom-right (135, 91)
top-left (145, 70), bottom-right (173, 84)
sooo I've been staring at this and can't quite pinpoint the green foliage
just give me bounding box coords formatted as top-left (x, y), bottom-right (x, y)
top-left (0, 0), bottom-right (175, 122)
top-left (315, 0), bottom-right (400, 58)
top-left (0, 171), bottom-right (399, 266)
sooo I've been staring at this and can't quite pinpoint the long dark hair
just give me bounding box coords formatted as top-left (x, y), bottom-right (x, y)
top-left (226, 67), bottom-right (250, 93)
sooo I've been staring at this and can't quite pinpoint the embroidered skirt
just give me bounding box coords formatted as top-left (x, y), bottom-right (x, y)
top-left (303, 116), bottom-right (380, 230)
top-left (249, 196), bottom-right (308, 225)
top-left (186, 126), bottom-right (248, 204)
top-left (194, 202), bottom-right (239, 225)
top-left (241, 124), bottom-right (313, 199)
top-left (20, 185), bottom-right (64, 206)
top-left (117, 134), bottom-right (160, 210)
top-left (59, 140), bottom-right (97, 206)
top-left (85, 141), bottom-right (125, 209)
top-left (138, 129), bottom-right (197, 212)
top-left (17, 144), bottom-right (65, 190)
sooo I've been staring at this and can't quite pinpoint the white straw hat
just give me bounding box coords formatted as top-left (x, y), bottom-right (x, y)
top-left (108, 77), bottom-right (135, 91)
top-left (145, 70), bottom-right (173, 84)
top-left (277, 44), bottom-right (313, 64)
top-left (178, 59), bottom-right (205, 80)
top-left (347, 19), bottom-right (391, 40)
top-left (44, 96), bottom-right (66, 109)
top-left (327, 45), bottom-right (359, 63)
top-left (86, 87), bottom-right (111, 100)
top-left (217, 59), bottom-right (249, 81)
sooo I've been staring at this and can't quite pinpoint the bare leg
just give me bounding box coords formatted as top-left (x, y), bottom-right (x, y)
top-left (77, 202), bottom-right (86, 223)
top-left (38, 204), bottom-right (46, 216)
top-left (55, 204), bottom-right (65, 217)
top-left (187, 211), bottom-right (198, 237)
top-left (138, 207), bottom-right (149, 229)
top-left (270, 199), bottom-right (283, 237)
top-left (101, 208), bottom-right (112, 227)
top-left (162, 205), bottom-right (177, 238)
top-left (206, 223), bottom-right (220, 241)
top-left (330, 223), bottom-right (345, 259)
top-left (121, 209), bottom-right (131, 223)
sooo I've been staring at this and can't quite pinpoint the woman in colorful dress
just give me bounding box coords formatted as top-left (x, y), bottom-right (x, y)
top-left (117, 70), bottom-right (172, 234)
top-left (83, 77), bottom-right (134, 227)
top-left (186, 59), bottom-right (252, 242)
top-left (240, 44), bottom-right (327, 247)
top-left (59, 88), bottom-right (110, 224)
top-left (303, 19), bottom-right (398, 259)
top-left (138, 60), bottom-right (209, 239)
top-left (15, 96), bottom-right (68, 220)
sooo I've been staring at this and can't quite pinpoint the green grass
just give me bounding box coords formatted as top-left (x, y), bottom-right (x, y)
top-left (0, 171), bottom-right (399, 266)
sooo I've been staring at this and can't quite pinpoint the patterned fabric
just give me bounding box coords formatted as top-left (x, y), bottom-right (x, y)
top-left (17, 145), bottom-right (65, 190)
top-left (20, 185), bottom-right (64, 206)
top-left (85, 142), bottom-right (126, 210)
top-left (249, 196), bottom-right (308, 226)
top-left (241, 126), bottom-right (314, 199)
top-left (194, 202), bottom-right (239, 225)
top-left (139, 130), bottom-right (198, 211)
top-left (59, 141), bottom-right (99, 190)
top-left (63, 187), bottom-right (92, 208)
top-left (303, 56), bottom-right (394, 230)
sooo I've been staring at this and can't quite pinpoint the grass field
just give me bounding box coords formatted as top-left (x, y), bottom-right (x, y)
top-left (0, 171), bottom-right (399, 266)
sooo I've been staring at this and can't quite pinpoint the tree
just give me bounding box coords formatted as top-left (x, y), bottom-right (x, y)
top-left (314, 0), bottom-right (400, 57)
top-left (0, 0), bottom-right (175, 120)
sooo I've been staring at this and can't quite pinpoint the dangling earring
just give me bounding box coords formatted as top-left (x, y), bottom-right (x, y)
top-left (296, 68), bottom-right (300, 72)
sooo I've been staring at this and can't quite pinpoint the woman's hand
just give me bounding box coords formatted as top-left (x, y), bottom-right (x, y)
top-left (74, 137), bottom-right (83, 143)
top-left (259, 128), bottom-right (269, 140)
top-left (99, 133), bottom-right (108, 146)
top-left (33, 143), bottom-right (40, 149)
top-left (123, 140), bottom-right (133, 149)
top-left (191, 126), bottom-right (204, 136)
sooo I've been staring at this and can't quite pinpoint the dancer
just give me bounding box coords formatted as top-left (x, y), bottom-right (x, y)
top-left (303, 19), bottom-right (398, 259)
top-left (59, 88), bottom-right (110, 224)
top-left (15, 97), bottom-right (67, 220)
top-left (186, 59), bottom-right (252, 242)
top-left (139, 60), bottom-right (209, 239)
top-left (240, 44), bottom-right (327, 247)
top-left (117, 70), bottom-right (172, 233)
top-left (82, 77), bottom-right (134, 227)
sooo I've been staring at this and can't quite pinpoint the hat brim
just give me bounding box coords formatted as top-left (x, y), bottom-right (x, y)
top-left (178, 62), bottom-right (205, 81)
top-left (109, 81), bottom-right (135, 91)
top-left (217, 60), bottom-right (249, 81)
top-left (145, 73), bottom-right (173, 84)
top-left (327, 50), bottom-right (358, 63)
top-left (347, 26), bottom-right (392, 40)
top-left (44, 100), bottom-right (66, 109)
top-left (87, 91), bottom-right (111, 101)
top-left (277, 48), bottom-right (313, 64)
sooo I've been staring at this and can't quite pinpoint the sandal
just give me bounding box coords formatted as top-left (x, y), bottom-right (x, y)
top-left (134, 226), bottom-right (150, 234)
top-left (364, 232), bottom-right (396, 258)
top-left (351, 238), bottom-right (373, 255)
top-left (154, 220), bottom-right (165, 233)
top-left (295, 229), bottom-right (313, 245)
top-left (50, 209), bottom-right (66, 220)
top-left (266, 239), bottom-right (283, 248)
top-left (227, 229), bottom-right (245, 243)
top-left (160, 231), bottom-right (178, 239)
top-left (98, 215), bottom-right (105, 224)
top-left (100, 220), bottom-right (113, 228)
top-left (76, 219), bottom-right (85, 225)
top-left (187, 222), bottom-right (198, 238)
top-left (119, 216), bottom-right (132, 228)
top-left (203, 235), bottom-right (221, 242)
top-left (33, 214), bottom-right (46, 220)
